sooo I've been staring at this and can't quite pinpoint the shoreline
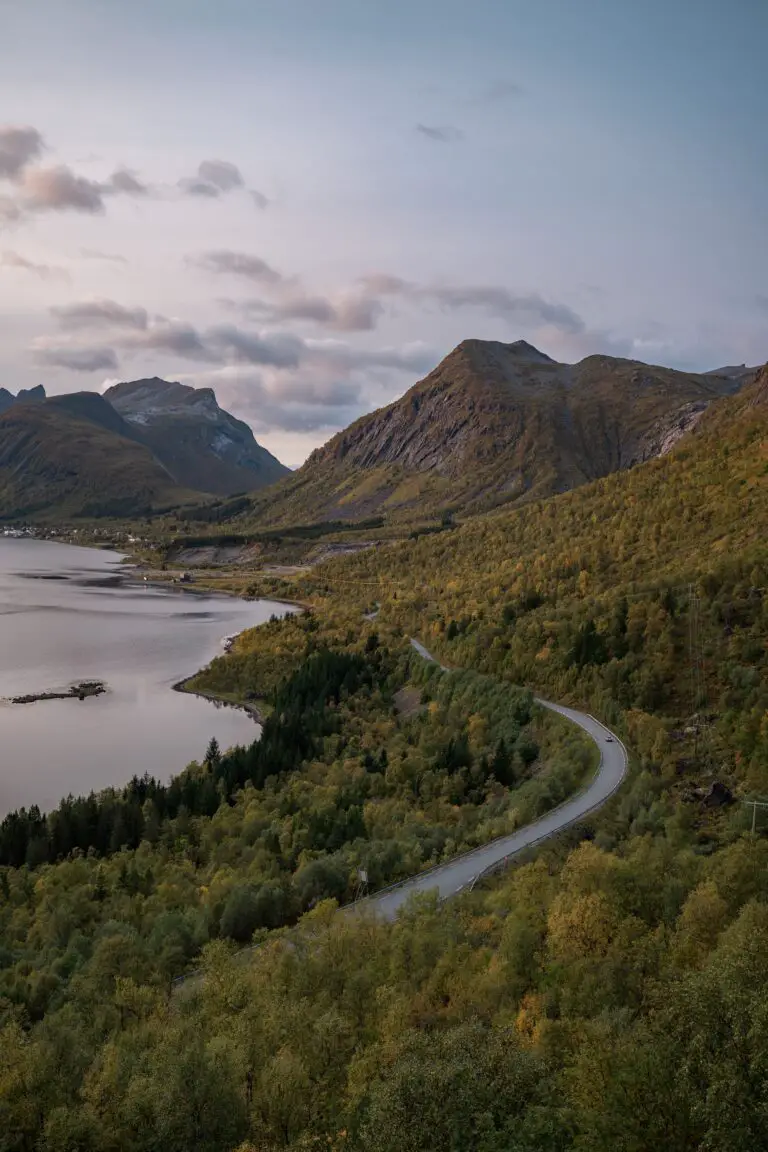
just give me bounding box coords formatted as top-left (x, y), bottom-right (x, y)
top-left (171, 671), bottom-right (265, 725)
top-left (6, 537), bottom-right (302, 726)
top-left (120, 561), bottom-right (312, 613)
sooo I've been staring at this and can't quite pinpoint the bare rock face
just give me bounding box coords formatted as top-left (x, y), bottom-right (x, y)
top-left (105, 378), bottom-right (288, 495)
top-left (16, 385), bottom-right (46, 404)
top-left (747, 364), bottom-right (768, 409)
top-left (645, 402), bottom-right (710, 458)
top-left (268, 339), bottom-right (749, 523)
top-left (0, 384), bottom-right (47, 413)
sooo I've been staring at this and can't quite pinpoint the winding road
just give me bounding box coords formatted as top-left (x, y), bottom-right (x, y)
top-left (354, 640), bottom-right (628, 920)
top-left (173, 638), bottom-right (628, 990)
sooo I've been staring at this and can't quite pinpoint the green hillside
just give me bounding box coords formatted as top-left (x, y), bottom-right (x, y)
top-left (0, 402), bottom-right (191, 519)
top-left (1, 367), bottom-right (767, 1149)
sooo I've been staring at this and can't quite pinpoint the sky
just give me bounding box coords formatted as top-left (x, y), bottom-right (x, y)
top-left (0, 0), bottom-right (766, 467)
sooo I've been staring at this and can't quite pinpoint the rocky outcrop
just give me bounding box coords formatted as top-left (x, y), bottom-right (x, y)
top-left (105, 377), bottom-right (288, 495)
top-left (263, 339), bottom-right (749, 523)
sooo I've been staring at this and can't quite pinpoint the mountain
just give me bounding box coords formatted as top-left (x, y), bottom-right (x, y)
top-left (241, 339), bottom-right (749, 526)
top-left (0, 379), bottom-right (287, 520)
top-left (0, 384), bottom-right (47, 415)
top-left (16, 385), bottom-right (46, 404)
top-left (0, 396), bottom-right (188, 519)
top-left (104, 378), bottom-right (288, 496)
top-left (704, 363), bottom-right (760, 384)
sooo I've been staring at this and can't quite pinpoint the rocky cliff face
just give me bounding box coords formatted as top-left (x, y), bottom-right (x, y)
top-left (748, 364), bottom-right (768, 409)
top-left (0, 384), bottom-right (47, 414)
top-left (249, 339), bottom-right (749, 525)
top-left (104, 377), bottom-right (288, 495)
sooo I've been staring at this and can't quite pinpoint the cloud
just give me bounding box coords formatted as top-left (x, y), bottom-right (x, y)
top-left (0, 196), bottom-right (22, 223)
top-left (121, 320), bottom-right (219, 361)
top-left (36, 293), bottom-right (436, 415)
top-left (0, 142), bottom-right (153, 218)
top-left (0, 126), bottom-right (183, 222)
top-left (416, 123), bottom-right (464, 143)
top-left (236, 291), bottom-right (383, 332)
top-left (179, 366), bottom-right (366, 435)
top-left (192, 249), bottom-right (284, 284)
top-left (80, 248), bottom-right (128, 264)
top-left (358, 274), bottom-right (586, 335)
top-left (304, 338), bottom-right (435, 375)
top-left (0, 125), bottom-right (44, 180)
top-left (755, 293), bottom-right (768, 313)
top-left (206, 325), bottom-right (304, 368)
top-left (426, 285), bottom-right (586, 334)
top-left (52, 299), bottom-right (148, 330)
top-left (107, 168), bottom-right (149, 196)
top-left (220, 264), bottom-right (591, 345)
top-left (36, 345), bottom-right (118, 372)
top-left (174, 333), bottom-right (437, 436)
top-left (178, 177), bottom-right (221, 198)
top-left (197, 159), bottom-right (244, 192)
top-left (19, 164), bottom-right (151, 214)
top-left (358, 273), bottom-right (411, 295)
top-left (178, 158), bottom-right (264, 205)
top-left (21, 165), bottom-right (106, 213)
top-left (475, 81), bottom-right (524, 103)
top-left (0, 249), bottom-right (69, 280)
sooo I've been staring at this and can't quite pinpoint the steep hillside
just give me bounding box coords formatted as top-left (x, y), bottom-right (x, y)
top-left (314, 362), bottom-right (768, 730)
top-left (242, 339), bottom-right (747, 526)
top-left (105, 377), bottom-right (288, 496)
top-left (0, 402), bottom-right (190, 519)
top-left (46, 391), bottom-right (146, 442)
top-left (0, 378), bottom-right (289, 519)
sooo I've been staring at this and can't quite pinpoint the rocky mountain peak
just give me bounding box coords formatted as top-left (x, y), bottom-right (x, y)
top-left (104, 378), bottom-right (222, 424)
top-left (16, 385), bottom-right (46, 403)
top-left (450, 338), bottom-right (555, 366)
top-left (102, 375), bottom-right (287, 495)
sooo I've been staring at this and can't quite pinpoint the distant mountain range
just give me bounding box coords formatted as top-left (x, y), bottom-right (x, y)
top-left (0, 378), bottom-right (287, 519)
top-left (239, 340), bottom-right (758, 526)
top-left (0, 344), bottom-right (761, 523)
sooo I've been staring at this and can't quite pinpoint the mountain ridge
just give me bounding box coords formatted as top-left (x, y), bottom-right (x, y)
top-left (104, 377), bottom-right (288, 496)
top-left (239, 339), bottom-right (752, 527)
top-left (0, 377), bottom-right (287, 519)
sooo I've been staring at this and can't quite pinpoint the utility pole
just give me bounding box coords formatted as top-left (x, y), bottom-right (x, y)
top-left (353, 868), bottom-right (369, 902)
top-left (743, 798), bottom-right (768, 835)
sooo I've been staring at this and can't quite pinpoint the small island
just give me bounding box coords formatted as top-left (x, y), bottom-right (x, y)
top-left (9, 681), bottom-right (106, 705)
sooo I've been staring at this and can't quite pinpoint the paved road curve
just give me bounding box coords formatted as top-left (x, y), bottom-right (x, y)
top-left (357, 640), bottom-right (628, 921)
top-left (174, 641), bottom-right (628, 990)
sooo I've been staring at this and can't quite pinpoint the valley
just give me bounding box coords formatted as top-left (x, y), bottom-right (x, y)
top-left (3, 5), bottom-right (767, 1145)
top-left (1, 350), bottom-right (766, 1151)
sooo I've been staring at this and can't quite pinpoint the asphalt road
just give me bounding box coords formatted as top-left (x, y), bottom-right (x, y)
top-left (174, 640), bottom-right (628, 990)
top-left (356, 641), bottom-right (628, 921)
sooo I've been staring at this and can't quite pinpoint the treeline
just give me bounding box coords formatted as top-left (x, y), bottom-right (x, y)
top-left (168, 516), bottom-right (385, 549)
top-left (0, 648), bottom-right (388, 870)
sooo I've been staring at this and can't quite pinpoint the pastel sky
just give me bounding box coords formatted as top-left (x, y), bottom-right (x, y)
top-left (0, 0), bottom-right (766, 467)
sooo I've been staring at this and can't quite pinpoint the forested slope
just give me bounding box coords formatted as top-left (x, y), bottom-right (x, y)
top-left (1, 368), bottom-right (767, 1150)
top-left (321, 365), bottom-right (768, 790)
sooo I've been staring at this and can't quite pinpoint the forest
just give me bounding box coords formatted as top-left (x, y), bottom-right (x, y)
top-left (1, 376), bottom-right (768, 1150)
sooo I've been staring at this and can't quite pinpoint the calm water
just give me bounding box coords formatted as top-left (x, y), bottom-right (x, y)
top-left (0, 538), bottom-right (294, 815)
